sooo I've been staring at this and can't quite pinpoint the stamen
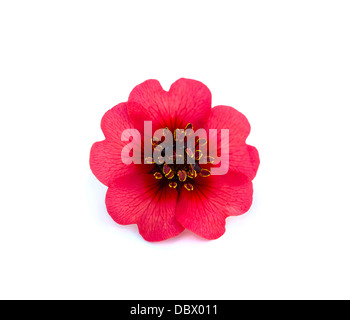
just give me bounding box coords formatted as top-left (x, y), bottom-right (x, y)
top-left (157, 156), bottom-right (165, 164)
top-left (169, 182), bottom-right (177, 189)
top-left (163, 127), bottom-right (169, 136)
top-left (184, 183), bottom-right (194, 191)
top-left (152, 138), bottom-right (160, 148)
top-left (154, 145), bottom-right (163, 153)
top-left (197, 138), bottom-right (207, 146)
top-left (195, 150), bottom-right (203, 161)
top-left (185, 123), bottom-right (193, 130)
top-left (177, 170), bottom-right (187, 182)
top-left (185, 148), bottom-right (195, 159)
top-left (153, 172), bottom-right (163, 179)
top-left (145, 157), bottom-right (155, 164)
top-left (174, 129), bottom-right (185, 142)
top-left (207, 156), bottom-right (215, 164)
top-left (187, 164), bottom-right (197, 179)
top-left (163, 164), bottom-right (172, 177)
top-left (149, 125), bottom-right (211, 191)
top-left (166, 171), bottom-right (175, 179)
top-left (199, 169), bottom-right (211, 177)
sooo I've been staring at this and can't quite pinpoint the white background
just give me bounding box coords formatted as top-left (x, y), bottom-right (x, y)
top-left (1, 1), bottom-right (349, 300)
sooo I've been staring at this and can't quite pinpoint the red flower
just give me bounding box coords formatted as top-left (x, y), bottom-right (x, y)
top-left (90, 79), bottom-right (259, 241)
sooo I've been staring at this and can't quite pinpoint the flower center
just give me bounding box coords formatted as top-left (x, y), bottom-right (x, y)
top-left (147, 123), bottom-right (213, 191)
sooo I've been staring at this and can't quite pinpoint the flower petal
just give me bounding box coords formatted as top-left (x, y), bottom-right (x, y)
top-left (207, 105), bottom-right (251, 145)
top-left (207, 105), bottom-right (260, 180)
top-left (90, 103), bottom-right (143, 186)
top-left (229, 145), bottom-right (260, 180)
top-left (176, 172), bottom-right (253, 240)
top-left (106, 174), bottom-right (184, 242)
top-left (127, 78), bottom-right (212, 132)
top-left (101, 102), bottom-right (134, 141)
top-left (168, 78), bottom-right (212, 130)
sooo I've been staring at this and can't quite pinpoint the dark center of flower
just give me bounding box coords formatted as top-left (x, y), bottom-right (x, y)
top-left (145, 123), bottom-right (214, 191)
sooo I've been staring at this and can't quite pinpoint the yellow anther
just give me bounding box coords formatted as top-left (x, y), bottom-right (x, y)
top-left (185, 123), bottom-right (193, 131)
top-left (153, 172), bottom-right (163, 180)
top-left (174, 129), bottom-right (185, 142)
top-left (195, 150), bottom-right (203, 160)
top-left (144, 157), bottom-right (155, 164)
top-left (154, 145), bottom-right (163, 152)
top-left (185, 148), bottom-right (195, 159)
top-left (187, 171), bottom-right (197, 179)
top-left (207, 156), bottom-right (215, 164)
top-left (184, 183), bottom-right (194, 191)
top-left (199, 169), bottom-right (211, 177)
top-left (163, 164), bottom-right (172, 177)
top-left (152, 138), bottom-right (159, 148)
top-left (187, 170), bottom-right (197, 179)
top-left (187, 165), bottom-right (198, 179)
top-left (197, 138), bottom-right (207, 146)
top-left (163, 127), bottom-right (169, 135)
top-left (166, 171), bottom-right (175, 179)
top-left (169, 182), bottom-right (178, 189)
top-left (177, 170), bottom-right (187, 182)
